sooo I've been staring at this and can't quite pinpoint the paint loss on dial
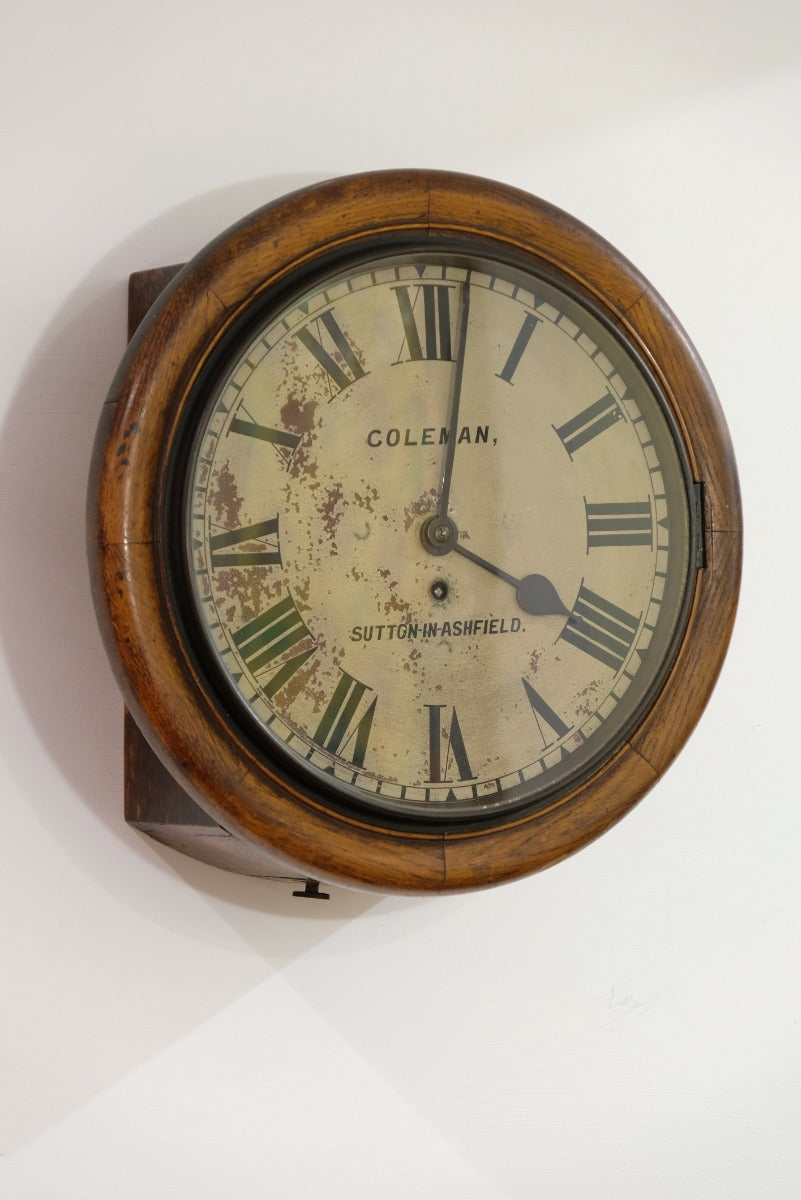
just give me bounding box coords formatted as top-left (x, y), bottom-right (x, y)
top-left (184, 252), bottom-right (692, 820)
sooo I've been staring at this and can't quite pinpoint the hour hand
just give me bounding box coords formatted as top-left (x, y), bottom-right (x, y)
top-left (454, 543), bottom-right (569, 616)
top-left (421, 518), bottom-right (568, 616)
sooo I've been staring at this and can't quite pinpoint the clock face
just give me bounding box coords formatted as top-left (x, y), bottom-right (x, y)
top-left (180, 246), bottom-right (694, 826)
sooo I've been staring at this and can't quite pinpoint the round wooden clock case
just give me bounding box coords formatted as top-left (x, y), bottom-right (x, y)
top-left (88, 170), bottom-right (741, 893)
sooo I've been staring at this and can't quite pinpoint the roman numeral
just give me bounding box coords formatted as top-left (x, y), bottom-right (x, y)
top-left (426, 704), bottom-right (475, 783)
top-left (392, 284), bottom-right (454, 362)
top-left (560, 585), bottom-right (640, 672)
top-left (496, 311), bottom-right (541, 383)
top-left (314, 671), bottom-right (377, 768)
top-left (232, 593), bottom-right (316, 698)
top-left (585, 501), bottom-right (653, 549)
top-left (522, 678), bottom-right (569, 743)
top-left (210, 516), bottom-right (281, 568)
top-left (229, 417), bottom-right (302, 467)
top-left (295, 309), bottom-right (367, 395)
top-left (555, 392), bottom-right (623, 456)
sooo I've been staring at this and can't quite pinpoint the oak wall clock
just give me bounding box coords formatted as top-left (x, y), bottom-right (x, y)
top-left (88, 170), bottom-right (741, 893)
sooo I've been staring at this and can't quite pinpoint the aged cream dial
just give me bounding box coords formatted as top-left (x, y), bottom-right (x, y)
top-left (183, 248), bottom-right (693, 824)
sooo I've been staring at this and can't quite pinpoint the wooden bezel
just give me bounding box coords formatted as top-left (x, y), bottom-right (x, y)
top-left (88, 170), bottom-right (741, 893)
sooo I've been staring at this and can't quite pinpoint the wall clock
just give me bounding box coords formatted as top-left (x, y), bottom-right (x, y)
top-left (88, 170), bottom-right (741, 894)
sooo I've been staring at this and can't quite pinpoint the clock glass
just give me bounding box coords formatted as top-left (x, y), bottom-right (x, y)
top-left (178, 246), bottom-right (695, 827)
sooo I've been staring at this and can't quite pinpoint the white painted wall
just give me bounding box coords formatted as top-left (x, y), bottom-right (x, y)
top-left (2, 2), bottom-right (799, 1195)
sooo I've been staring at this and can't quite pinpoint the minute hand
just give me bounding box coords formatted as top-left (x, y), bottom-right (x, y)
top-left (438, 280), bottom-right (471, 519)
top-left (451, 542), bottom-right (569, 617)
